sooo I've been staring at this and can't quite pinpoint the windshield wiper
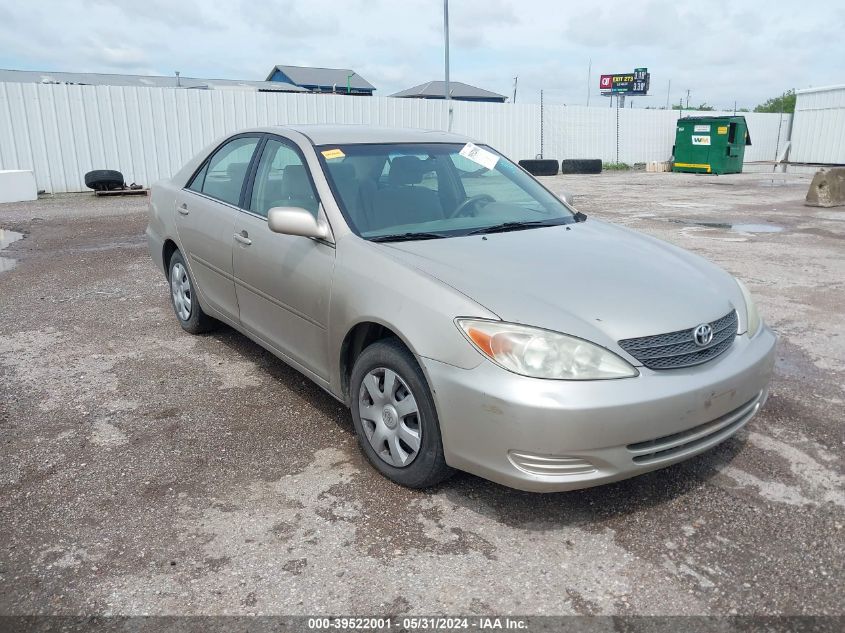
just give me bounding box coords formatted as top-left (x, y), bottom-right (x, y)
top-left (466, 219), bottom-right (567, 235)
top-left (369, 231), bottom-right (447, 243)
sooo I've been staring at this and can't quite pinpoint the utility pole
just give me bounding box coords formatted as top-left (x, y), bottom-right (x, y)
top-left (686, 89), bottom-right (691, 109)
top-left (512, 76), bottom-right (518, 104)
top-left (443, 0), bottom-right (452, 130)
top-left (175, 71), bottom-right (181, 88)
top-left (586, 58), bottom-right (591, 107)
top-left (665, 79), bottom-right (671, 109)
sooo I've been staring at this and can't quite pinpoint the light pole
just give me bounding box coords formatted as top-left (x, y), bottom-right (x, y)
top-left (444, 0), bottom-right (452, 129)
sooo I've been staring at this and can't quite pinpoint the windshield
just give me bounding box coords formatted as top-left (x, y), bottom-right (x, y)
top-left (317, 143), bottom-right (575, 240)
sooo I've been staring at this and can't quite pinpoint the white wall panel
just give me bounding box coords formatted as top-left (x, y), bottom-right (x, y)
top-left (0, 82), bottom-right (793, 193)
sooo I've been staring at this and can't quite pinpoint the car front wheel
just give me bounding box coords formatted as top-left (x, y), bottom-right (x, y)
top-left (350, 338), bottom-right (453, 488)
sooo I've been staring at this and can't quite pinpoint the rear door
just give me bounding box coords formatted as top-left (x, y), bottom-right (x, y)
top-left (233, 136), bottom-right (336, 381)
top-left (176, 135), bottom-right (260, 322)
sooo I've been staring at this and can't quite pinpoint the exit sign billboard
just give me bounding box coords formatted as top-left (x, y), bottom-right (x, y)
top-left (599, 68), bottom-right (650, 95)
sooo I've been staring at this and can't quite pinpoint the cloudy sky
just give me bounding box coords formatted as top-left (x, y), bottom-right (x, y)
top-left (0, 0), bottom-right (842, 109)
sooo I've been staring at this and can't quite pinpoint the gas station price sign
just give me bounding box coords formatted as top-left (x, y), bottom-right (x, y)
top-left (599, 68), bottom-right (650, 95)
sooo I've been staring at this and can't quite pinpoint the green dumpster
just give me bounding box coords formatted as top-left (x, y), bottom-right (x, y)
top-left (672, 115), bottom-right (751, 174)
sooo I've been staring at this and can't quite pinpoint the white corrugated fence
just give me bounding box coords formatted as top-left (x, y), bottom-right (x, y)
top-left (0, 82), bottom-right (793, 193)
top-left (791, 85), bottom-right (845, 164)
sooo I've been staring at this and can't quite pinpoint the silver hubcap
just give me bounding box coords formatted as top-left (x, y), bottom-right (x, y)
top-left (170, 262), bottom-right (192, 321)
top-left (359, 367), bottom-right (421, 467)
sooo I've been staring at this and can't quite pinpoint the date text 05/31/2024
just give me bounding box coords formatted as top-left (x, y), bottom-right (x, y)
top-left (307, 616), bottom-right (529, 630)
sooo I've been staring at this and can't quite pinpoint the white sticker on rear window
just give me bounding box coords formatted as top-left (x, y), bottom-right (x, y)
top-left (459, 143), bottom-right (499, 170)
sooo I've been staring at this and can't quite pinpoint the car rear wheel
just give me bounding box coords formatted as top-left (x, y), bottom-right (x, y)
top-left (168, 250), bottom-right (215, 334)
top-left (350, 339), bottom-right (453, 488)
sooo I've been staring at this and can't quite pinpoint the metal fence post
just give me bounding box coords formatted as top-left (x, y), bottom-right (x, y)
top-left (616, 94), bottom-right (620, 164)
top-left (540, 89), bottom-right (544, 159)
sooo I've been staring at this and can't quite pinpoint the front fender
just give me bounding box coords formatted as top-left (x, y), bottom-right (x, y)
top-left (327, 236), bottom-right (496, 395)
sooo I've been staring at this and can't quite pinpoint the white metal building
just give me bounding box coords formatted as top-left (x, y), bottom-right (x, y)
top-left (791, 85), bottom-right (845, 164)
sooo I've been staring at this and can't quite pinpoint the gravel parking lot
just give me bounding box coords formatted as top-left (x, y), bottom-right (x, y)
top-left (0, 170), bottom-right (842, 616)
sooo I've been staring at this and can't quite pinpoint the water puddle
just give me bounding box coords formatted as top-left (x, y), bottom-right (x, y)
top-left (757, 177), bottom-right (805, 187)
top-left (731, 223), bottom-right (784, 233)
top-left (668, 219), bottom-right (783, 234)
top-left (0, 229), bottom-right (24, 272)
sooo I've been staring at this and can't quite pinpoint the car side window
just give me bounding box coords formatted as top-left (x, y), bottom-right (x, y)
top-left (249, 138), bottom-right (319, 218)
top-left (193, 136), bottom-right (259, 206)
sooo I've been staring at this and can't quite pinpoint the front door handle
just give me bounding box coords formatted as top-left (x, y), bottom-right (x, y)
top-left (233, 231), bottom-right (252, 246)
top-left (177, 203), bottom-right (189, 216)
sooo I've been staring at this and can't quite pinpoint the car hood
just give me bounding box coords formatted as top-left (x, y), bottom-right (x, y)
top-left (379, 220), bottom-right (744, 353)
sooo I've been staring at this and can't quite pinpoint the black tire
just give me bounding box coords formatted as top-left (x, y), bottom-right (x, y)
top-left (350, 338), bottom-right (453, 489)
top-left (167, 250), bottom-right (216, 334)
top-left (518, 159), bottom-right (559, 176)
top-left (560, 159), bottom-right (602, 174)
top-left (84, 169), bottom-right (125, 191)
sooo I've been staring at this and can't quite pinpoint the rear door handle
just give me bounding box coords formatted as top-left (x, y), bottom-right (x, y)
top-left (177, 203), bottom-right (189, 216)
top-left (233, 231), bottom-right (252, 246)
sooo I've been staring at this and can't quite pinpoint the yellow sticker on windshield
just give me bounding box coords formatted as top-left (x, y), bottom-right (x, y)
top-left (321, 148), bottom-right (345, 160)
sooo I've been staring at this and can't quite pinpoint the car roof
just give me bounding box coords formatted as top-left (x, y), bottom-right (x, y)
top-left (251, 124), bottom-right (475, 146)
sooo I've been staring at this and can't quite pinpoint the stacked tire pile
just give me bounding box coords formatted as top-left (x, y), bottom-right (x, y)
top-left (518, 159), bottom-right (559, 176)
top-left (519, 159), bottom-right (602, 176)
top-left (560, 159), bottom-right (602, 174)
top-left (84, 170), bottom-right (125, 191)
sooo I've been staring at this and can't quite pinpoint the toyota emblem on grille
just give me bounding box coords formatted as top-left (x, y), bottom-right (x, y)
top-left (693, 323), bottom-right (714, 347)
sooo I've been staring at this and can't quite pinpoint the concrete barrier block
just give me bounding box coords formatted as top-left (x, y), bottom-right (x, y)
top-left (805, 168), bottom-right (845, 208)
top-left (0, 170), bottom-right (38, 204)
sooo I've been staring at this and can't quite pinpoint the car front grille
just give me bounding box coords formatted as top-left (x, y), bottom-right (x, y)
top-left (618, 310), bottom-right (738, 370)
top-left (626, 391), bottom-right (762, 465)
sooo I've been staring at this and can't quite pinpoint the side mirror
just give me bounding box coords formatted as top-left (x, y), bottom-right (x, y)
top-left (267, 207), bottom-right (329, 240)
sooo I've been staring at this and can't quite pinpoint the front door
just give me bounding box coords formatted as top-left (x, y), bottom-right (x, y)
top-left (233, 137), bottom-right (336, 381)
top-left (176, 135), bottom-right (260, 321)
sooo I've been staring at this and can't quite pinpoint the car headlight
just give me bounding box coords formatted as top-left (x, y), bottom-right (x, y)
top-left (735, 278), bottom-right (761, 337)
top-left (456, 318), bottom-right (638, 380)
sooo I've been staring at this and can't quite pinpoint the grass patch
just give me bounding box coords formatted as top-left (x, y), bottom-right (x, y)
top-left (602, 162), bottom-right (631, 171)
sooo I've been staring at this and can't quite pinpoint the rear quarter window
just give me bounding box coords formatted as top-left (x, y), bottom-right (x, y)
top-left (187, 136), bottom-right (260, 206)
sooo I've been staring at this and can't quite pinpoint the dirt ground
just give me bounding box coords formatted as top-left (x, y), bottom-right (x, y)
top-left (0, 170), bottom-right (842, 616)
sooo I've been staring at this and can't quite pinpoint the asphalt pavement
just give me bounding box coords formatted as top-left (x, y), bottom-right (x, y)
top-left (0, 171), bottom-right (842, 616)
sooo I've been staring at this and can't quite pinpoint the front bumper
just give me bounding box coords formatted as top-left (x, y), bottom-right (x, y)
top-left (420, 325), bottom-right (777, 492)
